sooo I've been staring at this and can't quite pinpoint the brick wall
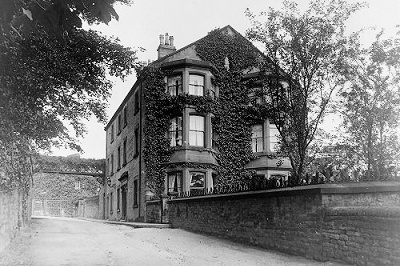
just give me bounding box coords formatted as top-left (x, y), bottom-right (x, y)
top-left (168, 182), bottom-right (400, 266)
top-left (0, 190), bottom-right (23, 252)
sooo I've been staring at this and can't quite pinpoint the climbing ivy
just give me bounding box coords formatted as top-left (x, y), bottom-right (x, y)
top-left (142, 28), bottom-right (274, 195)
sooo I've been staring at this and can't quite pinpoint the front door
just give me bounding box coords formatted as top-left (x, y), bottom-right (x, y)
top-left (121, 185), bottom-right (127, 220)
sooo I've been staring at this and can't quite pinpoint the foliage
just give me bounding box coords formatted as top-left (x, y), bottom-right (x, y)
top-left (0, 1), bottom-right (136, 191)
top-left (142, 28), bottom-right (270, 195)
top-left (195, 28), bottom-right (261, 188)
top-left (0, 0), bottom-right (132, 42)
top-left (31, 173), bottom-right (99, 201)
top-left (245, 0), bottom-right (364, 183)
top-left (339, 30), bottom-right (400, 180)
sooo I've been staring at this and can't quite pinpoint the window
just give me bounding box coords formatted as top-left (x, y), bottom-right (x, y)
top-left (74, 180), bottom-right (81, 190)
top-left (190, 172), bottom-right (205, 192)
top-left (248, 88), bottom-right (263, 106)
top-left (123, 138), bottom-right (127, 165)
top-left (117, 114), bottom-right (121, 134)
top-left (117, 188), bottom-right (120, 211)
top-left (107, 158), bottom-right (110, 175)
top-left (110, 124), bottom-right (114, 143)
top-left (169, 116), bottom-right (183, 147)
top-left (123, 106), bottom-right (127, 127)
top-left (167, 75), bottom-right (183, 96)
top-left (268, 123), bottom-right (280, 152)
top-left (167, 172), bottom-right (182, 194)
top-left (252, 124), bottom-right (263, 153)
top-left (111, 154), bottom-right (114, 175)
top-left (133, 180), bottom-right (138, 207)
top-left (110, 192), bottom-right (113, 214)
top-left (209, 78), bottom-right (216, 99)
top-left (189, 115), bottom-right (204, 147)
top-left (134, 128), bottom-right (140, 157)
top-left (134, 90), bottom-right (140, 114)
top-left (117, 146), bottom-right (121, 170)
top-left (189, 74), bottom-right (204, 96)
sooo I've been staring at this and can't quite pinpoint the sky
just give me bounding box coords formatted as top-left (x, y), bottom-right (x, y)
top-left (50, 0), bottom-right (400, 159)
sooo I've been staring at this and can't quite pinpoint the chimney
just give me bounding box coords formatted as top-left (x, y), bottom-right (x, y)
top-left (157, 32), bottom-right (176, 59)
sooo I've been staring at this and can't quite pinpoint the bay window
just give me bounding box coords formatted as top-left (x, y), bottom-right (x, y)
top-left (169, 116), bottom-right (183, 146)
top-left (189, 74), bottom-right (204, 96)
top-left (167, 75), bottom-right (183, 96)
top-left (189, 115), bottom-right (204, 147)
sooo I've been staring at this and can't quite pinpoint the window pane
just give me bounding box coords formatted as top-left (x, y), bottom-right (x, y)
top-left (189, 75), bottom-right (204, 96)
top-left (269, 123), bottom-right (280, 152)
top-left (169, 116), bottom-right (183, 146)
top-left (189, 116), bottom-right (204, 146)
top-left (168, 75), bottom-right (182, 96)
top-left (168, 172), bottom-right (182, 193)
top-left (190, 172), bottom-right (205, 189)
top-left (251, 125), bottom-right (263, 152)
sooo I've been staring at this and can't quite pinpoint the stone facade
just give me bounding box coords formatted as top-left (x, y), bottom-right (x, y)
top-left (0, 190), bottom-right (24, 252)
top-left (167, 182), bottom-right (400, 266)
top-left (77, 195), bottom-right (100, 219)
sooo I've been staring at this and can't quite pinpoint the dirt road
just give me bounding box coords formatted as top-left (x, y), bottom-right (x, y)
top-left (0, 217), bottom-right (342, 266)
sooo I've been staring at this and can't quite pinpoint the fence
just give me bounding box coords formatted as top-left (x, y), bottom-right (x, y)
top-left (32, 199), bottom-right (76, 217)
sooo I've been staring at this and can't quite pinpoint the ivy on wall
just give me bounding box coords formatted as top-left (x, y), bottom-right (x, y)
top-left (142, 28), bottom-right (274, 195)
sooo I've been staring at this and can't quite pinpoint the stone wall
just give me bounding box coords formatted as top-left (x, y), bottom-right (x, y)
top-left (146, 200), bottom-right (162, 223)
top-left (77, 195), bottom-right (100, 219)
top-left (0, 190), bottom-right (23, 252)
top-left (168, 182), bottom-right (400, 266)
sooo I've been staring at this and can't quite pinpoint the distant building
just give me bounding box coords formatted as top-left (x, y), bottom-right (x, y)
top-left (102, 25), bottom-right (291, 222)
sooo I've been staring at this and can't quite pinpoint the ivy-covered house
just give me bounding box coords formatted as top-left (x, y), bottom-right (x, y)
top-left (102, 25), bottom-right (291, 222)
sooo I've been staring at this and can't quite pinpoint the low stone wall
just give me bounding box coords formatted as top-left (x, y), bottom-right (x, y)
top-left (0, 190), bottom-right (23, 252)
top-left (146, 200), bottom-right (162, 223)
top-left (168, 182), bottom-right (400, 266)
top-left (78, 195), bottom-right (100, 219)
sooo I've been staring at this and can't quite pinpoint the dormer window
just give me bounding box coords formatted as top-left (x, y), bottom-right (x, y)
top-left (167, 75), bottom-right (183, 96)
top-left (189, 74), bottom-right (204, 96)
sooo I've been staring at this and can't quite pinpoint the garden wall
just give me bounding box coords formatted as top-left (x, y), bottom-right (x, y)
top-left (0, 190), bottom-right (24, 252)
top-left (167, 182), bottom-right (400, 266)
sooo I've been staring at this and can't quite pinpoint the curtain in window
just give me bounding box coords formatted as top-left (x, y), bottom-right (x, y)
top-left (168, 75), bottom-right (182, 96)
top-left (169, 117), bottom-right (182, 146)
top-left (251, 124), bottom-right (263, 152)
top-left (189, 115), bottom-right (204, 147)
top-left (168, 172), bottom-right (182, 193)
top-left (189, 74), bottom-right (204, 96)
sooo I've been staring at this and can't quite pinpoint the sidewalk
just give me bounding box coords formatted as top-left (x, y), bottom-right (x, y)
top-left (80, 217), bottom-right (171, 228)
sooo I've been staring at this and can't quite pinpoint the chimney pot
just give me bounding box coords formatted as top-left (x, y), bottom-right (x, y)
top-left (159, 34), bottom-right (164, 45)
top-left (165, 33), bottom-right (169, 45)
top-left (169, 36), bottom-right (174, 47)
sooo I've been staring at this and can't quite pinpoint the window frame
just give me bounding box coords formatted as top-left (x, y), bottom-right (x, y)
top-left (188, 73), bottom-right (205, 96)
top-left (133, 179), bottom-right (138, 208)
top-left (251, 124), bottom-right (264, 153)
top-left (117, 146), bottom-right (121, 171)
top-left (189, 171), bottom-right (206, 192)
top-left (123, 106), bottom-right (128, 128)
top-left (117, 114), bottom-right (121, 135)
top-left (167, 172), bottom-right (183, 195)
top-left (110, 124), bottom-right (114, 143)
top-left (168, 116), bottom-right (183, 147)
top-left (167, 74), bottom-right (183, 96)
top-left (189, 114), bottom-right (205, 147)
top-left (110, 153), bottom-right (114, 175)
top-left (134, 127), bottom-right (140, 157)
top-left (122, 138), bottom-right (127, 166)
top-left (134, 90), bottom-right (140, 114)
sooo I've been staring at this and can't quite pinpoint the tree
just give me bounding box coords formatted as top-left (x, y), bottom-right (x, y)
top-left (0, 0), bottom-right (136, 191)
top-left (340, 30), bottom-right (400, 180)
top-left (246, 0), bottom-right (364, 183)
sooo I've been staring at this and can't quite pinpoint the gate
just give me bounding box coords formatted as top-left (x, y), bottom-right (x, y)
top-left (32, 199), bottom-right (76, 217)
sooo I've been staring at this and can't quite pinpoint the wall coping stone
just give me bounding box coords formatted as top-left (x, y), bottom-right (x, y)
top-left (326, 206), bottom-right (400, 217)
top-left (168, 181), bottom-right (400, 203)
